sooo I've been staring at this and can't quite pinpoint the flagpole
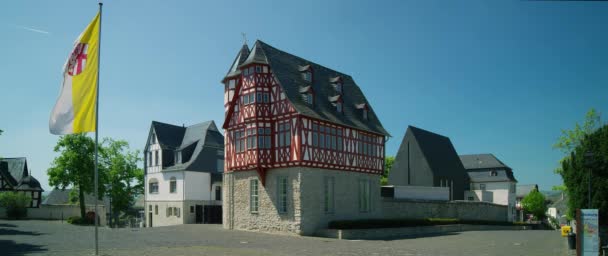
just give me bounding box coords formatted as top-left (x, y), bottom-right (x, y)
top-left (94, 1), bottom-right (103, 256)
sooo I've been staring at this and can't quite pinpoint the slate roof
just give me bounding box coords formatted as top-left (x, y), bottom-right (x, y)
top-left (407, 126), bottom-right (467, 178)
top-left (0, 157), bottom-right (43, 191)
top-left (516, 184), bottom-right (538, 198)
top-left (42, 189), bottom-right (109, 207)
top-left (459, 154), bottom-right (512, 171)
top-left (467, 170), bottom-right (517, 183)
top-left (225, 43), bottom-right (251, 79)
top-left (226, 40), bottom-right (389, 136)
top-left (150, 121), bottom-right (186, 150)
top-left (148, 120), bottom-right (224, 173)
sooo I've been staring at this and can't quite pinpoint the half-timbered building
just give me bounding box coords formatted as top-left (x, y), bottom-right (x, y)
top-left (0, 157), bottom-right (43, 208)
top-left (222, 40), bottom-right (389, 235)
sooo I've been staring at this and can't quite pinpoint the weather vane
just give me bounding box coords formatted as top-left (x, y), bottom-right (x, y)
top-left (241, 32), bottom-right (248, 45)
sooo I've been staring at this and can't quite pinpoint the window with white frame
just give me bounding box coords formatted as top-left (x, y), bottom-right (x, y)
top-left (169, 177), bottom-right (177, 193)
top-left (147, 151), bottom-right (152, 167)
top-left (155, 205), bottom-right (158, 215)
top-left (363, 109), bottom-right (368, 120)
top-left (277, 177), bottom-right (288, 214)
top-left (358, 179), bottom-right (371, 212)
top-left (336, 102), bottom-right (343, 113)
top-left (154, 150), bottom-right (159, 166)
top-left (247, 128), bottom-right (257, 149)
top-left (324, 176), bottom-right (335, 213)
top-left (250, 179), bottom-right (259, 213)
top-left (149, 179), bottom-right (159, 194)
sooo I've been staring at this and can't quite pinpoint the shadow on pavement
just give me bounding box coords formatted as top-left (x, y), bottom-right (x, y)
top-left (0, 224), bottom-right (18, 228)
top-left (0, 240), bottom-right (47, 256)
top-left (0, 228), bottom-right (43, 236)
top-left (365, 231), bottom-right (461, 241)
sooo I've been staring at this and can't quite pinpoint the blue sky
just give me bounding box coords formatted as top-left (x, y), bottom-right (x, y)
top-left (1, 0), bottom-right (607, 192)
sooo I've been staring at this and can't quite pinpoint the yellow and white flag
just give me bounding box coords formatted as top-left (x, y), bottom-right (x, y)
top-left (49, 13), bottom-right (100, 135)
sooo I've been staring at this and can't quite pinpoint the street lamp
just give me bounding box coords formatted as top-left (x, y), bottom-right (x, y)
top-left (584, 151), bottom-right (594, 209)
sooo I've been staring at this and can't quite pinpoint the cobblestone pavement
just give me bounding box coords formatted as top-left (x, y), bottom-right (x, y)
top-left (1, 220), bottom-right (572, 256)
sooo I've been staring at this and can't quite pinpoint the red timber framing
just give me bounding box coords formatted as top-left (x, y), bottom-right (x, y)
top-left (223, 64), bottom-right (385, 185)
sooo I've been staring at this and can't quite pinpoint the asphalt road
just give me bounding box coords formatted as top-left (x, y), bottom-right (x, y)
top-left (0, 220), bottom-right (570, 256)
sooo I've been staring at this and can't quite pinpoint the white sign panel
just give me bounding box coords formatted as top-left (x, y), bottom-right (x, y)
top-left (581, 209), bottom-right (599, 256)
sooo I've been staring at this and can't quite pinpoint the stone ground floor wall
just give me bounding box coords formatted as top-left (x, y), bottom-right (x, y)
top-left (145, 200), bottom-right (221, 227)
top-left (223, 168), bottom-right (380, 235)
top-left (0, 205), bottom-right (107, 225)
top-left (223, 168), bottom-right (303, 234)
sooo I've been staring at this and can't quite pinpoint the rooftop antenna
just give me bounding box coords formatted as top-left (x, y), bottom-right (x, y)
top-left (241, 32), bottom-right (248, 45)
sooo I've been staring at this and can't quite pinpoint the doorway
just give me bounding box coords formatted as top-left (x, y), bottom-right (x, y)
top-left (148, 212), bottom-right (153, 227)
top-left (195, 205), bottom-right (203, 224)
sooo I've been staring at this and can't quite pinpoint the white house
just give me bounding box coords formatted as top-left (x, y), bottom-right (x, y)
top-left (144, 120), bottom-right (224, 227)
top-left (460, 154), bottom-right (518, 222)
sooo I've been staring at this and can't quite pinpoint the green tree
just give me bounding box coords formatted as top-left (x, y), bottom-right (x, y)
top-left (381, 156), bottom-right (395, 185)
top-left (521, 188), bottom-right (547, 219)
top-left (47, 134), bottom-right (106, 219)
top-left (560, 124), bottom-right (608, 223)
top-left (552, 109), bottom-right (602, 191)
top-left (101, 139), bottom-right (144, 226)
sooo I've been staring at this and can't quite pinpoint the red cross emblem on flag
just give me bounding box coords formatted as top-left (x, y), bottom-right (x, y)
top-left (67, 43), bottom-right (88, 76)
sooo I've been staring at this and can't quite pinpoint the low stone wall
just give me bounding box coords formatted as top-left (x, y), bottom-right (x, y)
top-left (0, 205), bottom-right (107, 225)
top-left (380, 198), bottom-right (508, 222)
top-left (316, 224), bottom-right (530, 240)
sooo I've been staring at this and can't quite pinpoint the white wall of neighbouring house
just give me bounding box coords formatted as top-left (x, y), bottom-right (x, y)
top-left (146, 171), bottom-right (185, 201)
top-left (389, 186), bottom-right (449, 201)
top-left (184, 171), bottom-right (211, 201)
top-left (469, 181), bottom-right (517, 221)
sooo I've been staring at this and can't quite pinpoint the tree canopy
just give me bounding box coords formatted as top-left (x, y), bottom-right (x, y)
top-left (101, 138), bottom-right (144, 225)
top-left (47, 134), bottom-right (143, 222)
top-left (560, 124), bottom-right (608, 224)
top-left (552, 109), bottom-right (602, 191)
top-left (47, 134), bottom-right (106, 218)
top-left (521, 188), bottom-right (547, 219)
top-left (381, 156), bottom-right (395, 185)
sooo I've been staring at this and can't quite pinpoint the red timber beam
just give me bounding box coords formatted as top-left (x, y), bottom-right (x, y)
top-left (222, 78), bottom-right (243, 129)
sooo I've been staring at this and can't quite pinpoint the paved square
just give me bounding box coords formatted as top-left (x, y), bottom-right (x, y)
top-left (0, 220), bottom-right (570, 256)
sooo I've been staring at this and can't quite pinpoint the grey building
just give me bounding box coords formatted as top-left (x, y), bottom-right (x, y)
top-left (387, 126), bottom-right (468, 200)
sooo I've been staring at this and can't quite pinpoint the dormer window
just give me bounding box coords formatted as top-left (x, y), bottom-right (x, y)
top-left (299, 65), bottom-right (312, 83)
top-left (335, 83), bottom-right (342, 94)
top-left (491, 170), bottom-right (497, 176)
top-left (356, 103), bottom-right (369, 120)
top-left (175, 151), bottom-right (182, 164)
top-left (300, 85), bottom-right (314, 105)
top-left (329, 95), bottom-right (342, 113)
top-left (304, 93), bottom-right (313, 105)
top-left (330, 76), bottom-right (343, 94)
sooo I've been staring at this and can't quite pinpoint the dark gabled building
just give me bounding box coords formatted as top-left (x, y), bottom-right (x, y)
top-left (387, 126), bottom-right (467, 200)
top-left (0, 157), bottom-right (43, 208)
